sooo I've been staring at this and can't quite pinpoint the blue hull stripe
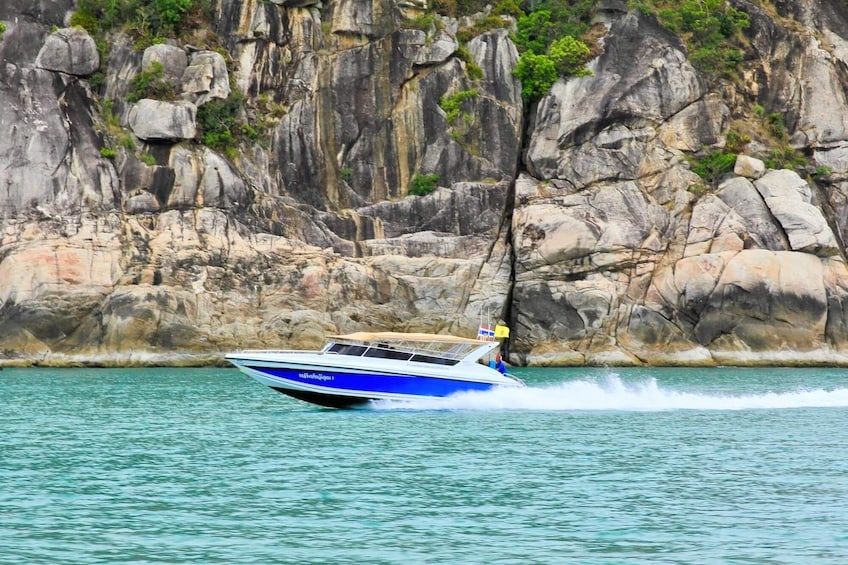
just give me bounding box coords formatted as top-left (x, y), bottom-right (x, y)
top-left (246, 365), bottom-right (493, 397)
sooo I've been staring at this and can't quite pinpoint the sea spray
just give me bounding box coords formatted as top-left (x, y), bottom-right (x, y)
top-left (371, 374), bottom-right (848, 411)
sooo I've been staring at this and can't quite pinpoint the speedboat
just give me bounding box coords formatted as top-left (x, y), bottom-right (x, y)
top-left (225, 331), bottom-right (524, 408)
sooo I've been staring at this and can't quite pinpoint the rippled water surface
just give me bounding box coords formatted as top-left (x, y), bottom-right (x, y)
top-left (3, 366), bottom-right (848, 564)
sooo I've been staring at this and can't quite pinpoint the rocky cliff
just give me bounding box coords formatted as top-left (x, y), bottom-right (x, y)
top-left (2, 0), bottom-right (848, 366)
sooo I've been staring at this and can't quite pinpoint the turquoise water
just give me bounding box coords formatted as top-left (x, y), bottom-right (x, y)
top-left (2, 367), bottom-right (848, 564)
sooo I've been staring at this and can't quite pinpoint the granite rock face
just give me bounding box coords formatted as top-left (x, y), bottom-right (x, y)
top-left (3, 1), bottom-right (848, 366)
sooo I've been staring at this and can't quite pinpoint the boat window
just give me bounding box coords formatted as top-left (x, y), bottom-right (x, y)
top-left (328, 344), bottom-right (368, 356)
top-left (410, 354), bottom-right (459, 366)
top-left (364, 347), bottom-right (413, 361)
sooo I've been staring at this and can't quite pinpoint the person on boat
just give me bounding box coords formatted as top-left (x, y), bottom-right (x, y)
top-left (495, 354), bottom-right (507, 374)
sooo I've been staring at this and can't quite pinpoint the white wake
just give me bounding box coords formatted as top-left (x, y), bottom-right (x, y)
top-left (371, 375), bottom-right (848, 411)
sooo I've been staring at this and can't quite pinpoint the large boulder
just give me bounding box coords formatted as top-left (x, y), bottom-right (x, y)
top-left (693, 250), bottom-right (829, 351)
top-left (734, 155), bottom-right (766, 179)
top-left (182, 50), bottom-right (231, 106)
top-left (684, 176), bottom-right (790, 256)
top-left (128, 99), bottom-right (198, 141)
top-left (142, 43), bottom-right (188, 83)
top-left (35, 28), bottom-right (99, 76)
top-left (512, 179), bottom-right (669, 274)
top-left (754, 169), bottom-right (840, 255)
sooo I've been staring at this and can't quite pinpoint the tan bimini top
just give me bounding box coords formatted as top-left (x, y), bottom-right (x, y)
top-left (330, 332), bottom-right (485, 345)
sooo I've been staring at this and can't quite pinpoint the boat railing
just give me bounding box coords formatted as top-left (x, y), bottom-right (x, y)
top-left (237, 343), bottom-right (497, 368)
top-left (504, 374), bottom-right (526, 386)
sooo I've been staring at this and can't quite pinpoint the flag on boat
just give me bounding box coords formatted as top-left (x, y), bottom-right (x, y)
top-left (494, 325), bottom-right (510, 338)
top-left (477, 325), bottom-right (495, 340)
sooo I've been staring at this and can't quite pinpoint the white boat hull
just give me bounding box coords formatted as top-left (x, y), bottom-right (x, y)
top-left (227, 351), bottom-right (522, 408)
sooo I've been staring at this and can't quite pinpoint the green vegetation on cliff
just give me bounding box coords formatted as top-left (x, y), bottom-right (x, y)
top-left (409, 174), bottom-right (441, 196)
top-left (440, 90), bottom-right (478, 124)
top-left (690, 150), bottom-right (736, 186)
top-left (71, 0), bottom-right (206, 38)
top-left (422, 0), bottom-right (752, 101)
top-left (631, 0), bottom-right (750, 77)
top-left (197, 91), bottom-right (259, 159)
top-left (511, 0), bottom-right (597, 101)
top-left (126, 61), bottom-right (178, 103)
top-left (506, 0), bottom-right (751, 100)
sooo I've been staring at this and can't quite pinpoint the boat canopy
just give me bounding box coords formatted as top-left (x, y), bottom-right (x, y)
top-left (329, 332), bottom-right (484, 345)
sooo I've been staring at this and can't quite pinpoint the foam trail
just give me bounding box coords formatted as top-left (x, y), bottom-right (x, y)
top-left (371, 375), bottom-right (848, 411)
